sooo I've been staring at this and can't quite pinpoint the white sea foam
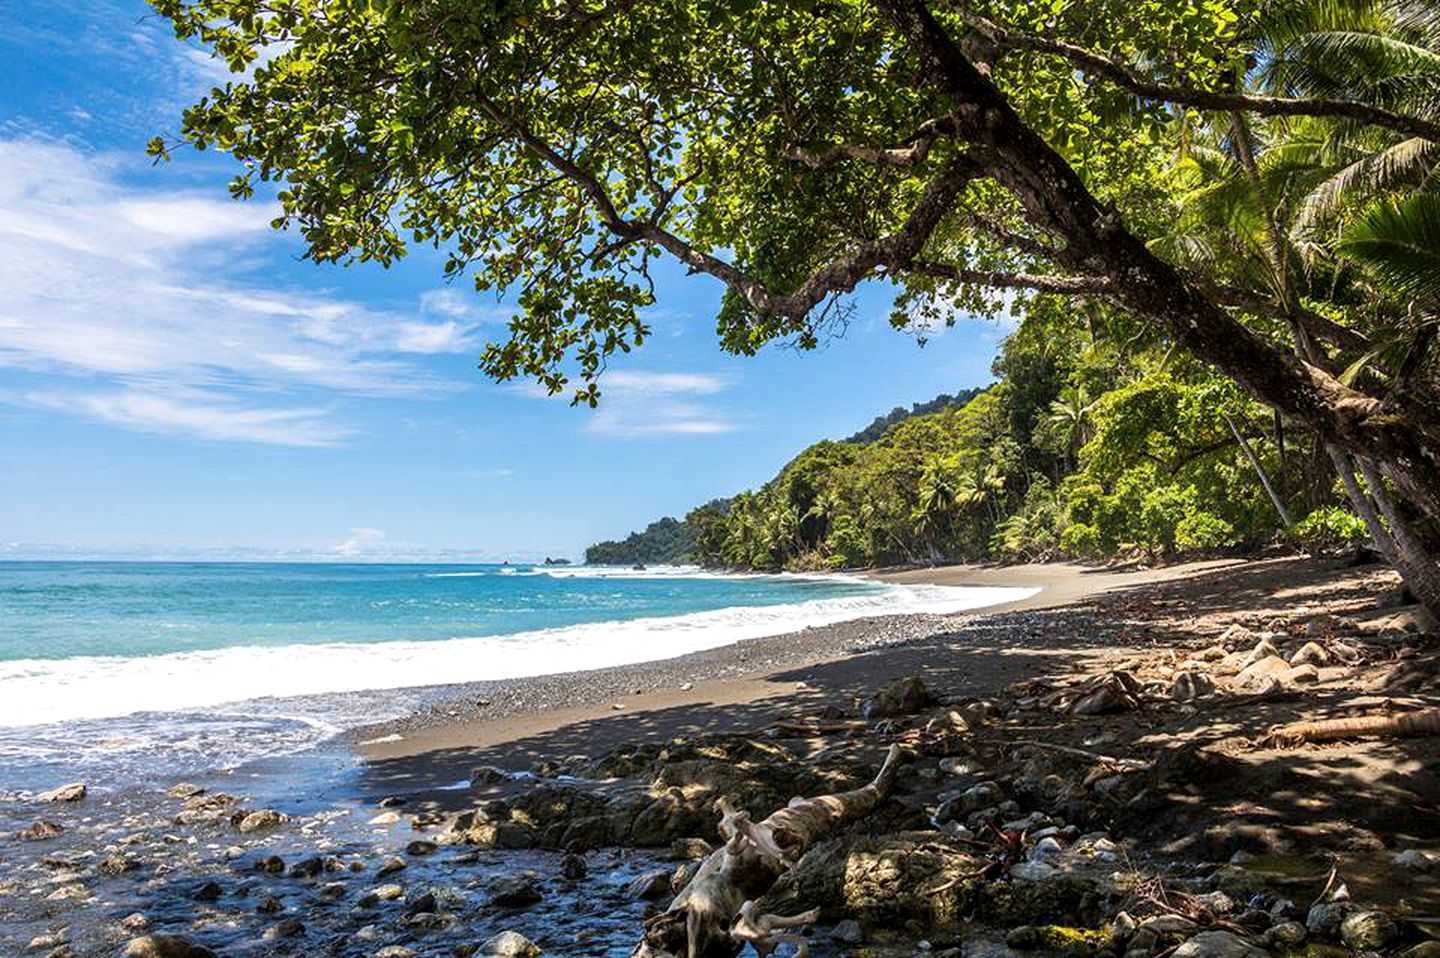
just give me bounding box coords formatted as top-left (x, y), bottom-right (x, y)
top-left (0, 581), bottom-right (1035, 729)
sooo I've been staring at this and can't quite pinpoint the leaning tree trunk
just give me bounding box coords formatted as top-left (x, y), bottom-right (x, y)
top-left (874, 0), bottom-right (1440, 620)
top-left (633, 745), bottom-right (905, 958)
top-left (1356, 458), bottom-right (1440, 613)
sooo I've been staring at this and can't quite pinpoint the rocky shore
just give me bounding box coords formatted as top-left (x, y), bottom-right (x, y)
top-left (3, 556), bottom-right (1439, 958)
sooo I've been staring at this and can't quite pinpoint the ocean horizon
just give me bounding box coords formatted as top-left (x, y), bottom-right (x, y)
top-left (0, 560), bottom-right (1035, 792)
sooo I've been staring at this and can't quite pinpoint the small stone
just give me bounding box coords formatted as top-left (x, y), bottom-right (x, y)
top-left (256, 895), bottom-right (284, 914)
top-left (560, 853), bottom-right (587, 881)
top-left (99, 853), bottom-right (138, 875)
top-left (1306, 902), bottom-right (1351, 938)
top-left (406, 840), bottom-right (437, 856)
top-left (1340, 911), bottom-right (1400, 950)
top-left (373, 883), bottom-right (404, 901)
top-left (378, 796), bottom-right (407, 808)
top-left (369, 811), bottom-right (402, 826)
top-left (17, 820), bottom-right (63, 841)
top-left (480, 930), bottom-right (541, 957)
top-left (288, 856), bottom-right (324, 879)
top-left (1393, 848), bottom-right (1440, 872)
top-left (253, 855), bottom-right (285, 874)
top-left (1170, 931), bottom-right (1268, 958)
top-left (1138, 915), bottom-right (1199, 938)
top-left (166, 783), bottom-right (206, 799)
top-left (1289, 642), bottom-right (1330, 666)
top-left (376, 855), bottom-right (407, 877)
top-left (490, 876), bottom-right (542, 907)
top-left (236, 809), bottom-right (287, 833)
top-left (1265, 922), bottom-right (1307, 948)
top-left (27, 931), bottom-right (67, 951)
top-left (192, 880), bottom-right (223, 902)
top-left (374, 948), bottom-right (416, 958)
top-left (1028, 836), bottom-right (1064, 862)
top-left (832, 919), bottom-right (864, 944)
top-left (263, 919), bottom-right (304, 939)
top-left (471, 765), bottom-right (509, 786)
top-left (679, 682), bottom-right (694, 691)
top-left (1008, 861), bottom-right (1057, 881)
top-left (626, 868), bottom-right (672, 900)
top-left (123, 936), bottom-right (218, 958)
top-left (861, 676), bottom-right (930, 718)
top-left (119, 914), bottom-right (149, 933)
top-left (35, 783), bottom-right (86, 803)
top-left (318, 882), bottom-right (347, 902)
top-left (1171, 672), bottom-right (1216, 702)
top-left (1282, 664), bottom-right (1320, 685)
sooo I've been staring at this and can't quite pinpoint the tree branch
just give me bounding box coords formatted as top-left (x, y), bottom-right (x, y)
top-left (908, 260), bottom-right (1113, 294)
top-left (951, 6), bottom-right (1440, 143)
top-left (787, 113), bottom-right (968, 168)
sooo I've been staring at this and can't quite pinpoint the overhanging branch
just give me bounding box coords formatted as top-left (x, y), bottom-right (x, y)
top-left (952, 7), bottom-right (1440, 143)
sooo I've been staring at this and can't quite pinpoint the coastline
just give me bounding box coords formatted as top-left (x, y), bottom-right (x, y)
top-left (350, 558), bottom-right (1243, 798)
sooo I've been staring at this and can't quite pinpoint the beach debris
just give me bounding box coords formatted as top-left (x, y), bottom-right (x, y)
top-left (730, 900), bottom-right (820, 958)
top-left (861, 676), bottom-right (930, 719)
top-left (34, 782), bottom-right (86, 803)
top-left (1261, 707), bottom-right (1440, 747)
top-left (123, 935), bottom-right (217, 958)
top-left (633, 744), bottom-right (905, 958)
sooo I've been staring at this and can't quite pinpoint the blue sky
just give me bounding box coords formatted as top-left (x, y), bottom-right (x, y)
top-left (0, 0), bottom-right (1010, 561)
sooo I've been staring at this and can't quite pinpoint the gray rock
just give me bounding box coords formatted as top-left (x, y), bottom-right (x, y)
top-left (376, 855), bottom-right (406, 877)
top-left (17, 820), bottom-right (63, 841)
top-left (1265, 922), bottom-right (1307, 948)
top-left (861, 676), bottom-right (930, 718)
top-left (123, 936), bottom-right (218, 958)
top-left (1169, 931), bottom-right (1268, 958)
top-left (236, 809), bottom-right (287, 833)
top-left (490, 876), bottom-right (542, 907)
top-left (35, 782), bottom-right (86, 803)
top-left (832, 919), bottom-right (863, 944)
top-left (262, 919), bottom-right (304, 939)
top-left (1340, 911), bottom-right (1401, 950)
top-left (626, 868), bottom-right (672, 900)
top-left (1306, 901), bottom-right (1351, 938)
top-left (1393, 848), bottom-right (1440, 872)
top-left (481, 931), bottom-right (541, 957)
top-left (471, 765), bottom-right (510, 786)
top-left (560, 853), bottom-right (587, 881)
top-left (1008, 861), bottom-right (1057, 881)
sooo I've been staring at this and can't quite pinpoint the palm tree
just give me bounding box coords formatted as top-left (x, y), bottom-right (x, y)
top-left (1047, 386), bottom-right (1097, 465)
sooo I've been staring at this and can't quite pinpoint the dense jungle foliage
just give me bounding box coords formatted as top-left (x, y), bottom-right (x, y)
top-left (595, 301), bottom-right (1372, 571)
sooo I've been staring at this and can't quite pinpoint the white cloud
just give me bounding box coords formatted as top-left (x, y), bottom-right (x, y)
top-left (21, 387), bottom-right (349, 448)
top-left (335, 527), bottom-right (386, 557)
top-left (0, 136), bottom-right (481, 446)
top-left (395, 320), bottom-right (474, 354)
top-left (584, 370), bottom-right (736, 437)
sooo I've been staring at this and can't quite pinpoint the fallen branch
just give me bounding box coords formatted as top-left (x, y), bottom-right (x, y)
top-left (1000, 738), bottom-right (1154, 771)
top-left (1261, 708), bottom-right (1440, 747)
top-left (633, 745), bottom-right (907, 958)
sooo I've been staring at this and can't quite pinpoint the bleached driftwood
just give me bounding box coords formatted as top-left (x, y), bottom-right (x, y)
top-left (633, 744), bottom-right (905, 958)
top-left (1262, 708), bottom-right (1440, 747)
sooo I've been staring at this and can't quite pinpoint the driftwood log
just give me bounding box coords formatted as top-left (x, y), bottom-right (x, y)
top-left (1262, 708), bottom-right (1440, 747)
top-left (632, 744), bottom-right (906, 958)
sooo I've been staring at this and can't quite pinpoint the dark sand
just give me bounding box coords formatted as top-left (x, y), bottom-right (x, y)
top-left (353, 559), bottom-right (1242, 802)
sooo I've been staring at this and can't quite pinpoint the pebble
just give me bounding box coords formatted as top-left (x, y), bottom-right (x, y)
top-left (236, 809), bottom-right (288, 833)
top-left (123, 936), bottom-right (217, 958)
top-left (376, 855), bottom-right (407, 877)
top-left (490, 876), bottom-right (543, 907)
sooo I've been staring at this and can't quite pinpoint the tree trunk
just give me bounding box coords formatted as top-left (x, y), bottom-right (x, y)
top-left (1224, 412), bottom-right (1294, 527)
top-left (1356, 458), bottom-right (1440, 614)
top-left (875, 0), bottom-right (1440, 616)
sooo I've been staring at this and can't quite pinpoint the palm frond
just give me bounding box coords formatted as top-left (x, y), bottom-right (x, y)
top-left (1337, 191), bottom-right (1440, 298)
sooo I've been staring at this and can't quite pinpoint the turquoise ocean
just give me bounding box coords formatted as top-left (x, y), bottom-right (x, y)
top-left (0, 561), bottom-right (1033, 791)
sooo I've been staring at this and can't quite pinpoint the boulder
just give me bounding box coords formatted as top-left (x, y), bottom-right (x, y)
top-left (1306, 901), bottom-right (1351, 939)
top-left (1289, 642), bottom-right (1330, 667)
top-left (559, 853), bottom-right (587, 881)
top-left (1237, 655), bottom-right (1289, 687)
top-left (862, 676), bottom-right (930, 718)
top-left (1072, 673), bottom-right (1141, 715)
top-left (123, 936), bottom-right (218, 958)
top-left (35, 783), bottom-right (86, 803)
top-left (1340, 911), bottom-right (1401, 950)
top-left (481, 931), bottom-right (541, 957)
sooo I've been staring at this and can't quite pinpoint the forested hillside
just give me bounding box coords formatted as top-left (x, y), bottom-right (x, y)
top-left (593, 299), bottom-right (1370, 571)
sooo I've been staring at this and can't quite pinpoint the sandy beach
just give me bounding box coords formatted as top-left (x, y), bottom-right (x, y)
top-left (352, 559), bottom-right (1244, 795)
